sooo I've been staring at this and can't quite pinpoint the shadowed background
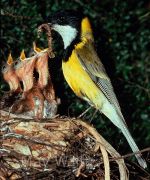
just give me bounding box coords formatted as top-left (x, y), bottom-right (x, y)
top-left (0, 0), bottom-right (150, 162)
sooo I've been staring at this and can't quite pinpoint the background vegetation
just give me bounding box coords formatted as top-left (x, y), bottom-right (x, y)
top-left (1, 0), bottom-right (150, 163)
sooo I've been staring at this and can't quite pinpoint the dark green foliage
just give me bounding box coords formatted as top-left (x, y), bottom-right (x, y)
top-left (1, 0), bottom-right (149, 158)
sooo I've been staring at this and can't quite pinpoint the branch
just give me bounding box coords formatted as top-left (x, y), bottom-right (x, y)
top-left (1, 9), bottom-right (31, 19)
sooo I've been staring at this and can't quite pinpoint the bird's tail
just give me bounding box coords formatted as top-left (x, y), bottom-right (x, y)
top-left (101, 103), bottom-right (147, 168)
top-left (120, 123), bottom-right (147, 169)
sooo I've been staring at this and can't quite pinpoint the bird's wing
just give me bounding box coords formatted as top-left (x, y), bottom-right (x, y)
top-left (75, 41), bottom-right (125, 122)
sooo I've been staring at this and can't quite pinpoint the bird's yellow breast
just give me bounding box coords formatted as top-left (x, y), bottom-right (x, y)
top-left (62, 44), bottom-right (103, 108)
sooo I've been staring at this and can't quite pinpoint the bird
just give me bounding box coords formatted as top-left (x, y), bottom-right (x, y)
top-left (1, 53), bottom-right (22, 109)
top-left (12, 85), bottom-right (44, 118)
top-left (32, 95), bottom-right (44, 119)
top-left (33, 42), bottom-right (58, 117)
top-left (46, 10), bottom-right (147, 168)
top-left (1, 53), bottom-right (21, 93)
top-left (33, 42), bottom-right (51, 89)
top-left (43, 99), bottom-right (58, 118)
top-left (33, 42), bottom-right (57, 104)
top-left (13, 49), bottom-right (37, 92)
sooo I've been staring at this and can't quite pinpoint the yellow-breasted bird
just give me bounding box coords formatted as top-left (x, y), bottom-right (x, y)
top-left (46, 10), bottom-right (147, 168)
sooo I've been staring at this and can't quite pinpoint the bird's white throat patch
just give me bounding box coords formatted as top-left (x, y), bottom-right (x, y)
top-left (53, 24), bottom-right (77, 49)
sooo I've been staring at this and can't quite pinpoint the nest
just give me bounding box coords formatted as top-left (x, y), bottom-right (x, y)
top-left (0, 110), bottom-right (150, 180)
top-left (0, 110), bottom-right (127, 179)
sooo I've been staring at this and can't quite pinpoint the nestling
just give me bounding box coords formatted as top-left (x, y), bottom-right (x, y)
top-left (1, 53), bottom-right (21, 93)
top-left (13, 50), bottom-right (37, 92)
top-left (33, 42), bottom-right (57, 102)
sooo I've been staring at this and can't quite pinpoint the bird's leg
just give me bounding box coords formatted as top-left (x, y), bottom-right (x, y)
top-left (89, 109), bottom-right (98, 123)
top-left (77, 106), bottom-right (92, 119)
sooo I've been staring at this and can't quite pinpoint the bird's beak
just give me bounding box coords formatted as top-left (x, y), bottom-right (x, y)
top-left (20, 50), bottom-right (26, 61)
top-left (33, 42), bottom-right (42, 53)
top-left (7, 53), bottom-right (13, 65)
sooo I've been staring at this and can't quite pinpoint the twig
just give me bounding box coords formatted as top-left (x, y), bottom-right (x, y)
top-left (0, 110), bottom-right (32, 119)
top-left (89, 109), bottom-right (98, 123)
top-left (2, 133), bottom-right (66, 152)
top-left (77, 106), bottom-right (92, 118)
top-left (37, 24), bottom-right (55, 58)
top-left (1, 9), bottom-right (31, 19)
top-left (109, 147), bottom-right (150, 162)
top-left (76, 161), bottom-right (86, 177)
top-left (139, 12), bottom-right (150, 20)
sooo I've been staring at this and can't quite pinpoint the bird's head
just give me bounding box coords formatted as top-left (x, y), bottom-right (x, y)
top-left (13, 50), bottom-right (26, 70)
top-left (33, 42), bottom-right (48, 54)
top-left (47, 10), bottom-right (83, 49)
top-left (1, 53), bottom-right (13, 74)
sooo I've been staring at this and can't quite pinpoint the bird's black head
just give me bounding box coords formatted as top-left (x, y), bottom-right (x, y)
top-left (47, 10), bottom-right (83, 49)
top-left (48, 10), bottom-right (83, 28)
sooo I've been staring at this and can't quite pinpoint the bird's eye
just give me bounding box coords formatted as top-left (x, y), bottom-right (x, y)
top-left (60, 16), bottom-right (64, 20)
top-left (14, 61), bottom-right (18, 66)
top-left (59, 16), bottom-right (65, 22)
top-left (2, 65), bottom-right (6, 71)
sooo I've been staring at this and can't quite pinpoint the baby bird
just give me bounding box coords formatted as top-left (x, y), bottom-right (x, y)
top-left (33, 42), bottom-right (56, 102)
top-left (33, 42), bottom-right (59, 117)
top-left (33, 95), bottom-right (44, 119)
top-left (43, 100), bottom-right (58, 118)
top-left (12, 85), bottom-right (44, 119)
top-left (13, 50), bottom-right (37, 92)
top-left (1, 53), bottom-right (21, 93)
top-left (1, 53), bottom-right (22, 109)
top-left (33, 42), bottom-right (49, 88)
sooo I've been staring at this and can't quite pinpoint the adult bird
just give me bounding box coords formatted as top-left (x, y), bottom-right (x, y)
top-left (46, 10), bottom-right (147, 168)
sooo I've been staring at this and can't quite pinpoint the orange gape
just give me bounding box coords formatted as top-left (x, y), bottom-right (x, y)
top-left (1, 53), bottom-right (21, 93)
top-left (13, 50), bottom-right (37, 92)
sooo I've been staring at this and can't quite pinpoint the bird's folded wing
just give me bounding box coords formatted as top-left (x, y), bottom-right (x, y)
top-left (75, 41), bottom-right (125, 122)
